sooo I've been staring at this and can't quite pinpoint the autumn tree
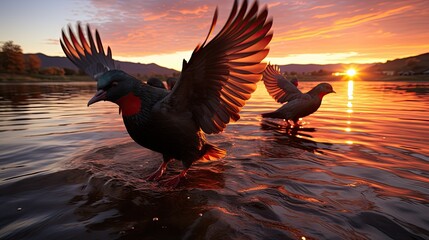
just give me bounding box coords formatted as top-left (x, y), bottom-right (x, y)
top-left (25, 54), bottom-right (41, 73)
top-left (40, 67), bottom-right (65, 75)
top-left (0, 41), bottom-right (25, 73)
top-left (63, 68), bottom-right (77, 75)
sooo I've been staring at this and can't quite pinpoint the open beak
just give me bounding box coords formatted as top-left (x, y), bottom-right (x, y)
top-left (87, 90), bottom-right (107, 106)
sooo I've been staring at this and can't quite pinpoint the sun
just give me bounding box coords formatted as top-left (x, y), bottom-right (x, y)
top-left (346, 68), bottom-right (357, 77)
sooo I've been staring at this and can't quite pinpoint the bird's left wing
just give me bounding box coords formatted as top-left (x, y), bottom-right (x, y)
top-left (262, 64), bottom-right (303, 103)
top-left (60, 23), bottom-right (117, 79)
top-left (163, 0), bottom-right (273, 134)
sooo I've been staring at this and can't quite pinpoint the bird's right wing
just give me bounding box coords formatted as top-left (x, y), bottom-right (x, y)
top-left (60, 23), bottom-right (117, 79)
top-left (263, 64), bottom-right (303, 103)
top-left (274, 96), bottom-right (316, 116)
top-left (162, 0), bottom-right (272, 134)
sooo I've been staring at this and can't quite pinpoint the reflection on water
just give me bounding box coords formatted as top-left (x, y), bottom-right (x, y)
top-left (345, 80), bottom-right (354, 142)
top-left (0, 80), bottom-right (428, 239)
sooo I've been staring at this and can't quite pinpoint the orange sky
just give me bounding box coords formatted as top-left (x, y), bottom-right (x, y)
top-left (1, 0), bottom-right (428, 70)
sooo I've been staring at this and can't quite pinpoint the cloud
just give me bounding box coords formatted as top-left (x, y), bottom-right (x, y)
top-left (45, 38), bottom-right (59, 45)
top-left (312, 12), bottom-right (338, 19)
top-left (177, 5), bottom-right (209, 15)
top-left (60, 0), bottom-right (429, 68)
top-left (81, 0), bottom-right (221, 57)
top-left (309, 4), bottom-right (334, 10)
top-left (334, 5), bottom-right (412, 27)
top-left (274, 4), bottom-right (415, 42)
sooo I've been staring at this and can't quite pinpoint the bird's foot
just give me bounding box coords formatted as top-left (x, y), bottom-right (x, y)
top-left (292, 121), bottom-right (301, 128)
top-left (146, 162), bottom-right (168, 181)
top-left (160, 169), bottom-right (188, 188)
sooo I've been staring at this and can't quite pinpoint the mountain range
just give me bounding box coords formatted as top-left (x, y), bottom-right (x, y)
top-left (32, 53), bottom-right (179, 76)
top-left (278, 63), bottom-right (374, 73)
top-left (366, 52), bottom-right (429, 73)
top-left (30, 52), bottom-right (429, 76)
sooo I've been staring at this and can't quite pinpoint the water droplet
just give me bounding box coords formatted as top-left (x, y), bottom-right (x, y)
top-left (187, 196), bottom-right (191, 200)
top-left (199, 213), bottom-right (203, 217)
top-left (152, 217), bottom-right (159, 221)
top-left (17, 208), bottom-right (22, 211)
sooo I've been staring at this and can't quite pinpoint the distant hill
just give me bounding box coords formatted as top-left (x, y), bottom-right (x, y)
top-left (29, 53), bottom-right (179, 76)
top-left (366, 52), bottom-right (429, 73)
top-left (27, 52), bottom-right (429, 77)
top-left (278, 63), bottom-right (374, 74)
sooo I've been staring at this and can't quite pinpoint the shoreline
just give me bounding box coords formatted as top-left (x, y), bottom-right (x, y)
top-left (1, 73), bottom-right (429, 83)
top-left (283, 74), bottom-right (429, 82)
top-left (0, 73), bottom-right (93, 82)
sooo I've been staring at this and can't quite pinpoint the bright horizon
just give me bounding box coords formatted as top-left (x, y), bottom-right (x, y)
top-left (1, 0), bottom-right (428, 71)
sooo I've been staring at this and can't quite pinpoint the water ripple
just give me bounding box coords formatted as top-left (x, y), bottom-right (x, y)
top-left (0, 81), bottom-right (428, 239)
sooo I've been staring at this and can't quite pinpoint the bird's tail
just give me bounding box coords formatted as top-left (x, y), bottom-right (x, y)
top-left (261, 111), bottom-right (282, 118)
top-left (201, 143), bottom-right (226, 161)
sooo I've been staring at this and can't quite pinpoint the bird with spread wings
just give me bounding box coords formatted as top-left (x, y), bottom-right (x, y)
top-left (262, 64), bottom-right (335, 126)
top-left (60, 0), bottom-right (273, 187)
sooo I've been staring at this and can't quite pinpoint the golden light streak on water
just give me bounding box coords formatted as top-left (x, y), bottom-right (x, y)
top-left (348, 80), bottom-right (354, 100)
top-left (346, 80), bottom-right (354, 140)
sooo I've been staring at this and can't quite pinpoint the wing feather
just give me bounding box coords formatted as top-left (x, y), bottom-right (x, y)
top-left (262, 64), bottom-right (303, 103)
top-left (163, 0), bottom-right (272, 134)
top-left (60, 23), bottom-right (117, 79)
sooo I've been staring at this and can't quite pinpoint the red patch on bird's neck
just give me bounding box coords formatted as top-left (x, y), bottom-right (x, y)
top-left (318, 92), bottom-right (327, 100)
top-left (116, 93), bottom-right (141, 116)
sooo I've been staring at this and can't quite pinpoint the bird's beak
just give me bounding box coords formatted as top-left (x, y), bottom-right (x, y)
top-left (87, 90), bottom-right (107, 106)
top-left (332, 90), bottom-right (336, 93)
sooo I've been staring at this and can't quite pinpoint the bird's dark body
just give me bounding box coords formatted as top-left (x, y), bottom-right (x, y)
top-left (262, 93), bottom-right (322, 121)
top-left (60, 0), bottom-right (273, 186)
top-left (119, 78), bottom-right (206, 168)
top-left (261, 65), bottom-right (335, 124)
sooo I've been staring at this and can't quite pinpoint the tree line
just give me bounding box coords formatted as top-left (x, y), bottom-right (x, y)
top-left (0, 41), bottom-right (84, 76)
top-left (0, 41), bottom-right (339, 79)
top-left (0, 41), bottom-right (178, 80)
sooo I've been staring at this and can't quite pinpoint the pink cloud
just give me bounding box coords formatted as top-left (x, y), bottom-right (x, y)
top-left (67, 0), bottom-right (428, 64)
top-left (269, 0), bottom-right (427, 55)
top-left (312, 12), bottom-right (338, 19)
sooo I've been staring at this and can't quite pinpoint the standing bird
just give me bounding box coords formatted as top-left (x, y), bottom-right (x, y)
top-left (166, 77), bottom-right (177, 90)
top-left (60, 0), bottom-right (273, 187)
top-left (262, 64), bottom-right (335, 126)
top-left (146, 77), bottom-right (166, 89)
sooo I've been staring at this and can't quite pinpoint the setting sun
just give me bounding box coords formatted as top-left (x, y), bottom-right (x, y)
top-left (346, 68), bottom-right (357, 77)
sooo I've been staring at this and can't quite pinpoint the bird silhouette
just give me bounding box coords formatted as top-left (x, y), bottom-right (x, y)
top-left (166, 77), bottom-right (177, 90)
top-left (261, 64), bottom-right (335, 126)
top-left (146, 77), bottom-right (166, 89)
top-left (60, 0), bottom-right (272, 187)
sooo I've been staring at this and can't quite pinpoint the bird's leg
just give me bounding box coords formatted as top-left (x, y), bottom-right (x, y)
top-left (284, 119), bottom-right (291, 128)
top-left (161, 168), bottom-right (189, 188)
top-left (293, 119), bottom-right (300, 128)
top-left (146, 161), bottom-right (169, 181)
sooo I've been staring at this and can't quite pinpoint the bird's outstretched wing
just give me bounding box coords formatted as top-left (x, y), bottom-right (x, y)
top-left (163, 0), bottom-right (273, 134)
top-left (263, 64), bottom-right (303, 103)
top-left (60, 23), bottom-right (117, 79)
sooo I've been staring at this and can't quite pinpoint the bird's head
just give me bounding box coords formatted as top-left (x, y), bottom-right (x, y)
top-left (88, 70), bottom-right (145, 116)
top-left (88, 70), bottom-right (142, 116)
top-left (313, 83), bottom-right (336, 99)
top-left (87, 70), bottom-right (135, 106)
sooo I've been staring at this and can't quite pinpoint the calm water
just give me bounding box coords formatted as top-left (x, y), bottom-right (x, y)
top-left (0, 80), bottom-right (428, 239)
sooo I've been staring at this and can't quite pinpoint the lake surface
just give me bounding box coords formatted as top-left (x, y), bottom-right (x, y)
top-left (0, 79), bottom-right (428, 239)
